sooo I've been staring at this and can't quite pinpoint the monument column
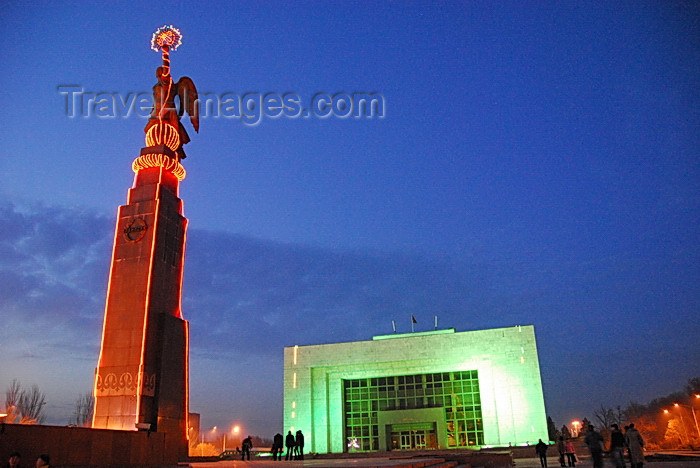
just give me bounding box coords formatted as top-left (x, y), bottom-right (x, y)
top-left (92, 26), bottom-right (198, 458)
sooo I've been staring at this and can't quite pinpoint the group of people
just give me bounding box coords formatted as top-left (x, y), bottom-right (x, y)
top-left (584, 423), bottom-right (645, 468)
top-left (271, 430), bottom-right (305, 461)
top-left (6, 452), bottom-right (51, 468)
top-left (536, 438), bottom-right (577, 468)
top-left (535, 423), bottom-right (645, 468)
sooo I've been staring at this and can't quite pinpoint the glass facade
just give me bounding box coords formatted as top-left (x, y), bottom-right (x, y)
top-left (343, 370), bottom-right (483, 451)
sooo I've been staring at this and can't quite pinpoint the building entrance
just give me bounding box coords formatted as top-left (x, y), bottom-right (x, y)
top-left (397, 430), bottom-right (426, 449)
top-left (389, 422), bottom-right (437, 450)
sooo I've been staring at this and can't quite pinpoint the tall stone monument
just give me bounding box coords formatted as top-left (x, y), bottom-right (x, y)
top-left (92, 26), bottom-right (198, 457)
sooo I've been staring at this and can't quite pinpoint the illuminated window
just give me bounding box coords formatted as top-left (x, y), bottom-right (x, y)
top-left (342, 371), bottom-right (483, 451)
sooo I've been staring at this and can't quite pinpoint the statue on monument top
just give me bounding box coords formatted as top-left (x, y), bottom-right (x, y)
top-left (145, 25), bottom-right (199, 160)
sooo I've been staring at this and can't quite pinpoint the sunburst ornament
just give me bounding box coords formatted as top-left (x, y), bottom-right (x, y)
top-left (151, 25), bottom-right (182, 52)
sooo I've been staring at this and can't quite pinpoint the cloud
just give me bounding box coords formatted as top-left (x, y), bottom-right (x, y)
top-left (2, 199), bottom-right (497, 364)
top-left (183, 230), bottom-right (500, 360)
top-left (0, 201), bottom-right (112, 338)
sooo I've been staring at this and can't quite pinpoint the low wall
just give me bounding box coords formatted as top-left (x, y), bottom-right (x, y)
top-left (0, 423), bottom-right (178, 467)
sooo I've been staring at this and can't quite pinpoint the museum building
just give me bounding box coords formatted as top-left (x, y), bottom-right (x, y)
top-left (283, 325), bottom-right (548, 453)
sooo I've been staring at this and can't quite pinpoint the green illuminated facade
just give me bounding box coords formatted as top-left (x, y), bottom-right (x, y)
top-left (283, 326), bottom-right (548, 453)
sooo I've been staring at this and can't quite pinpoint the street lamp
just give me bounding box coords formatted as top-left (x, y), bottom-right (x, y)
top-left (663, 408), bottom-right (690, 444)
top-left (674, 403), bottom-right (700, 439)
top-left (199, 426), bottom-right (218, 456)
top-left (211, 426), bottom-right (219, 451)
top-left (571, 420), bottom-right (581, 438)
top-left (224, 425), bottom-right (241, 452)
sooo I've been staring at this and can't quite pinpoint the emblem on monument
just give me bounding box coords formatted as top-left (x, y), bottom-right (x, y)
top-left (123, 218), bottom-right (148, 242)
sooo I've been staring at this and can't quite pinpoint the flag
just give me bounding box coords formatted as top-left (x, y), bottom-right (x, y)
top-left (411, 315), bottom-right (417, 324)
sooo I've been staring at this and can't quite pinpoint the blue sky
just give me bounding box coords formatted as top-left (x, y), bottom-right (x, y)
top-left (0, 1), bottom-right (698, 438)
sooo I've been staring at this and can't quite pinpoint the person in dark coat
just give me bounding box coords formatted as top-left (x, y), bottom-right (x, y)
top-left (610, 424), bottom-right (626, 468)
top-left (625, 424), bottom-right (645, 468)
top-left (295, 430), bottom-right (305, 460)
top-left (584, 425), bottom-right (604, 468)
top-left (241, 435), bottom-right (253, 461)
top-left (557, 436), bottom-right (566, 467)
top-left (535, 439), bottom-right (548, 468)
top-left (285, 431), bottom-right (295, 460)
top-left (272, 433), bottom-right (283, 461)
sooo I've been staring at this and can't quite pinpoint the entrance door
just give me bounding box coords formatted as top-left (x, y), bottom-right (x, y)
top-left (395, 430), bottom-right (428, 450)
top-left (388, 421), bottom-right (437, 451)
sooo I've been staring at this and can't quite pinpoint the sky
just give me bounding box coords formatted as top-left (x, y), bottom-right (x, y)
top-left (0, 0), bottom-right (699, 440)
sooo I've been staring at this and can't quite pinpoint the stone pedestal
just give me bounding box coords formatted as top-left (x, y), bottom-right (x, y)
top-left (93, 156), bottom-right (189, 458)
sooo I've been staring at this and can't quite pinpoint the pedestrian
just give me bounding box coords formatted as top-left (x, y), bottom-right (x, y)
top-left (584, 425), bottom-right (604, 468)
top-left (6, 452), bottom-right (22, 468)
top-left (564, 438), bottom-right (576, 467)
top-left (241, 435), bottom-right (253, 461)
top-left (625, 423), bottom-right (645, 468)
top-left (272, 432), bottom-right (283, 461)
top-left (285, 430), bottom-right (295, 460)
top-left (557, 436), bottom-right (566, 467)
top-left (35, 455), bottom-right (50, 468)
top-left (295, 430), bottom-right (305, 460)
top-left (535, 439), bottom-right (548, 468)
top-left (610, 424), bottom-right (626, 468)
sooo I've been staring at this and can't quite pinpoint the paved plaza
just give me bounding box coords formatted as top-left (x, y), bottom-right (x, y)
top-left (185, 454), bottom-right (700, 468)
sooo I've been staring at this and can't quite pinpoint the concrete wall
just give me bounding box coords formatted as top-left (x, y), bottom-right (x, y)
top-left (283, 325), bottom-right (548, 453)
top-left (0, 424), bottom-right (178, 467)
